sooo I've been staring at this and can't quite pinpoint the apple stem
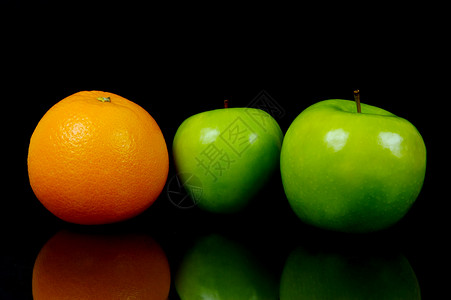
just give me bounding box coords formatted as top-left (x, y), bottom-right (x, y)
top-left (224, 99), bottom-right (229, 108)
top-left (353, 90), bottom-right (361, 113)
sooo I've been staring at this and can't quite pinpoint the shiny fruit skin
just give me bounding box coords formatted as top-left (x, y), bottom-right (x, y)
top-left (173, 107), bottom-right (283, 213)
top-left (280, 100), bottom-right (426, 232)
top-left (27, 91), bottom-right (169, 224)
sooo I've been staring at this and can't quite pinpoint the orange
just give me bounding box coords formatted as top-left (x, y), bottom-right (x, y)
top-left (32, 230), bottom-right (171, 299)
top-left (27, 91), bottom-right (169, 224)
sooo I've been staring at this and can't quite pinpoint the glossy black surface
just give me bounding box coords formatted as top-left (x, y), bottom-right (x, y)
top-left (6, 82), bottom-right (443, 299)
top-left (4, 11), bottom-right (446, 297)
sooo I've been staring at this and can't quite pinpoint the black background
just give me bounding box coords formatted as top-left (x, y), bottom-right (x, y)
top-left (3, 2), bottom-right (447, 299)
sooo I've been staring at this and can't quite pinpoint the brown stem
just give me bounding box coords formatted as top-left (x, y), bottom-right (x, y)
top-left (224, 99), bottom-right (229, 108)
top-left (353, 90), bottom-right (361, 113)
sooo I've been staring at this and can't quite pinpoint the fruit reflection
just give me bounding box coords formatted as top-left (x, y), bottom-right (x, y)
top-left (280, 246), bottom-right (421, 299)
top-left (32, 230), bottom-right (170, 300)
top-left (176, 234), bottom-right (278, 299)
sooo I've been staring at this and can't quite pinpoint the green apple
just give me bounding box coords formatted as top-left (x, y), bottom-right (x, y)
top-left (173, 106), bottom-right (283, 213)
top-left (280, 246), bottom-right (421, 299)
top-left (280, 99), bottom-right (426, 233)
top-left (175, 234), bottom-right (278, 299)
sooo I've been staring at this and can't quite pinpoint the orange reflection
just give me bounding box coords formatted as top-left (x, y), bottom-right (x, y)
top-left (32, 230), bottom-right (170, 300)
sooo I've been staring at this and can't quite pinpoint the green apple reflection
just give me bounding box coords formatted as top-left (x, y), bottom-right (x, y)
top-left (176, 234), bottom-right (278, 299)
top-left (280, 246), bottom-right (421, 299)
